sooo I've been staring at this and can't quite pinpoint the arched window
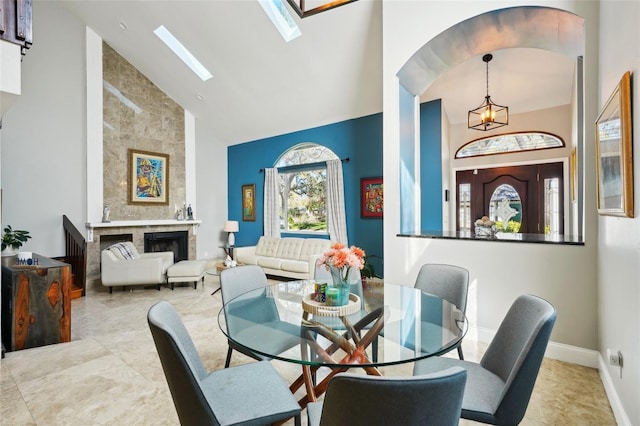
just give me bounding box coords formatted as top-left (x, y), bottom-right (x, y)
top-left (455, 132), bottom-right (564, 159)
top-left (275, 143), bottom-right (338, 232)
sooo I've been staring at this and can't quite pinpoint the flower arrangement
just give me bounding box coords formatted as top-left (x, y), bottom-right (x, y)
top-left (474, 216), bottom-right (497, 237)
top-left (319, 243), bottom-right (366, 283)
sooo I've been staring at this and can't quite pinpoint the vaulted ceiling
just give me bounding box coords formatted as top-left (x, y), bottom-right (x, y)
top-left (58, 1), bottom-right (576, 147)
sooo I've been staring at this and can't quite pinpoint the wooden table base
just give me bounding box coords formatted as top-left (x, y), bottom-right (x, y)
top-left (291, 307), bottom-right (386, 407)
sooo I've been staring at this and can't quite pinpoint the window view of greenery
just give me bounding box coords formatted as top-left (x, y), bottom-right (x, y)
top-left (276, 143), bottom-right (338, 233)
top-left (282, 169), bottom-right (327, 231)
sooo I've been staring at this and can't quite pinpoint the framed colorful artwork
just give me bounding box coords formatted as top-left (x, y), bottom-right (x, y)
top-left (361, 177), bottom-right (383, 218)
top-left (595, 71), bottom-right (633, 217)
top-left (128, 149), bottom-right (169, 205)
top-left (242, 184), bottom-right (256, 221)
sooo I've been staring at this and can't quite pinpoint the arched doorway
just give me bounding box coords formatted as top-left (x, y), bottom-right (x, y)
top-left (396, 6), bottom-right (584, 238)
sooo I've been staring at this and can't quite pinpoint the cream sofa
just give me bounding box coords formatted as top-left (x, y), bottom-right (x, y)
top-left (234, 236), bottom-right (332, 280)
top-left (101, 242), bottom-right (174, 293)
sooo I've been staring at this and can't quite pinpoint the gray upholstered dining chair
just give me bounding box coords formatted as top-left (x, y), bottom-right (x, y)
top-left (413, 294), bottom-right (557, 426)
top-left (220, 265), bottom-right (301, 367)
top-left (414, 263), bottom-right (469, 359)
top-left (147, 301), bottom-right (301, 426)
top-left (306, 367), bottom-right (467, 426)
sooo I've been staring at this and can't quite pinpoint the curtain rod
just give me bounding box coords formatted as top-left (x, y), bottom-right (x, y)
top-left (259, 157), bottom-right (349, 173)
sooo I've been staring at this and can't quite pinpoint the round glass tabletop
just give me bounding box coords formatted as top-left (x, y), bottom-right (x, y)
top-left (218, 280), bottom-right (467, 368)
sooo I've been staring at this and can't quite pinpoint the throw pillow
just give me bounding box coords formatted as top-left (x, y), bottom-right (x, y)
top-left (109, 242), bottom-right (139, 260)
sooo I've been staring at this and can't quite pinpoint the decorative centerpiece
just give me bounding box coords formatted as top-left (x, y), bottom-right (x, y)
top-left (474, 216), bottom-right (497, 237)
top-left (318, 243), bottom-right (365, 306)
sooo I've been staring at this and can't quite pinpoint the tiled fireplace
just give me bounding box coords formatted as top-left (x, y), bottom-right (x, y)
top-left (144, 231), bottom-right (189, 262)
top-left (85, 220), bottom-right (200, 278)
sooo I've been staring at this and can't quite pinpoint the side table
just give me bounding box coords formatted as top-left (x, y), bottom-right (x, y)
top-left (1, 254), bottom-right (71, 352)
top-left (206, 262), bottom-right (245, 295)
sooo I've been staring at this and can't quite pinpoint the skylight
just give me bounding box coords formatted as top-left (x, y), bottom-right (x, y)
top-left (154, 25), bottom-right (213, 81)
top-left (257, 0), bottom-right (301, 42)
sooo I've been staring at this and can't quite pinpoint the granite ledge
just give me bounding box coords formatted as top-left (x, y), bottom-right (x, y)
top-left (398, 231), bottom-right (584, 246)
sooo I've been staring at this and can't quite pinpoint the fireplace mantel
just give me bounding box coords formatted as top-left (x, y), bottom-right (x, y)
top-left (85, 220), bottom-right (202, 242)
top-left (86, 219), bottom-right (202, 229)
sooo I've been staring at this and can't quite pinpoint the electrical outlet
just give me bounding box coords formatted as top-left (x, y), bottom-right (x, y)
top-left (607, 349), bottom-right (623, 367)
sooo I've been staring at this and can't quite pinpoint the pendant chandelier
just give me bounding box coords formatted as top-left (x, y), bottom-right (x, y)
top-left (468, 53), bottom-right (509, 131)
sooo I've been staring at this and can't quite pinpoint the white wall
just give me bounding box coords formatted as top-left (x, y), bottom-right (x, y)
top-left (597, 2), bottom-right (640, 425)
top-left (383, 0), bottom-right (599, 351)
top-left (1, 1), bottom-right (86, 256)
top-left (194, 120), bottom-right (228, 260)
top-left (0, 40), bottom-right (22, 116)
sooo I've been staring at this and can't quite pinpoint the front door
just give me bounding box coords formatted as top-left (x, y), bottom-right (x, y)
top-left (456, 162), bottom-right (564, 234)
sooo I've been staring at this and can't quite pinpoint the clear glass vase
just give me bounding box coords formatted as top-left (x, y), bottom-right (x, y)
top-left (327, 265), bottom-right (351, 306)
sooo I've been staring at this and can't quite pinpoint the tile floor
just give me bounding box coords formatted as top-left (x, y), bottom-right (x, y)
top-left (1, 275), bottom-right (616, 425)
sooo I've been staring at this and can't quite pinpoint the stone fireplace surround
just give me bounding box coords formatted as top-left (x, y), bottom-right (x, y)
top-left (86, 220), bottom-right (201, 279)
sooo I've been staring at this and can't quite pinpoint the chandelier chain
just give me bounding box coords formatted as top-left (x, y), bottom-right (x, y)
top-left (486, 59), bottom-right (489, 97)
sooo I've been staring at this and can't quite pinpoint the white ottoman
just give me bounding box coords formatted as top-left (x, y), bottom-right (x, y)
top-left (167, 260), bottom-right (209, 290)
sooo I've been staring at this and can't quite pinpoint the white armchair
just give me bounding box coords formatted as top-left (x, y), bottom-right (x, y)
top-left (101, 242), bottom-right (174, 293)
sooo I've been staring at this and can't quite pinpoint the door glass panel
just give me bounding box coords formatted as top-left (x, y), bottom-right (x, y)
top-left (544, 178), bottom-right (560, 234)
top-left (459, 183), bottom-right (471, 230)
top-left (489, 184), bottom-right (522, 232)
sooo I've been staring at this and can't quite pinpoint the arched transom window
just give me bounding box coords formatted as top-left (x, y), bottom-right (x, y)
top-left (455, 132), bottom-right (565, 159)
top-left (275, 143), bottom-right (338, 232)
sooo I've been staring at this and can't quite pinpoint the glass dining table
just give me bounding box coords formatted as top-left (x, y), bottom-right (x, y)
top-left (218, 280), bottom-right (467, 407)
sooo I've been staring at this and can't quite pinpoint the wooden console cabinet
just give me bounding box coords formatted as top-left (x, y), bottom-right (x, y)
top-left (1, 254), bottom-right (71, 352)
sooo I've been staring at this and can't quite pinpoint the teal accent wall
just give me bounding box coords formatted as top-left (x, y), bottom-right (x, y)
top-left (399, 84), bottom-right (417, 234)
top-left (420, 99), bottom-right (443, 231)
top-left (228, 113), bottom-right (384, 276)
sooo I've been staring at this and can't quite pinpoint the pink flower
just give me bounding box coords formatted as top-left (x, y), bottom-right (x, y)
top-left (319, 243), bottom-right (366, 278)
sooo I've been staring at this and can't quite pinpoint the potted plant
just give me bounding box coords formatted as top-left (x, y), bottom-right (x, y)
top-left (361, 254), bottom-right (382, 285)
top-left (2, 225), bottom-right (31, 256)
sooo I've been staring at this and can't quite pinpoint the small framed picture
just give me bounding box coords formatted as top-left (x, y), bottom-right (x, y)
top-left (128, 149), bottom-right (169, 205)
top-left (361, 177), bottom-right (383, 218)
top-left (595, 71), bottom-right (633, 217)
top-left (242, 184), bottom-right (256, 221)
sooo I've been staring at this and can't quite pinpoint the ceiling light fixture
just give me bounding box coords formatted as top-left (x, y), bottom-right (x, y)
top-left (154, 25), bottom-right (213, 81)
top-left (285, 0), bottom-right (358, 18)
top-left (468, 53), bottom-right (508, 131)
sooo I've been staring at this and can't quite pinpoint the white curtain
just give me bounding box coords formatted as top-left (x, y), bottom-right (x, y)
top-left (326, 159), bottom-right (348, 245)
top-left (263, 168), bottom-right (281, 237)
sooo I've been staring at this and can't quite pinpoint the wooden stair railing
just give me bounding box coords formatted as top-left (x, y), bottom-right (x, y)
top-left (61, 215), bottom-right (87, 299)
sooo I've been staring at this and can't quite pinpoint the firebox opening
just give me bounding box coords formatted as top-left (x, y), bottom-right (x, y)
top-left (144, 231), bottom-right (189, 263)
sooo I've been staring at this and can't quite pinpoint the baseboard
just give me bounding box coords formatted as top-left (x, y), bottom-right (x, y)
top-left (476, 326), bottom-right (631, 424)
top-left (475, 326), bottom-right (599, 367)
top-left (598, 355), bottom-right (632, 426)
